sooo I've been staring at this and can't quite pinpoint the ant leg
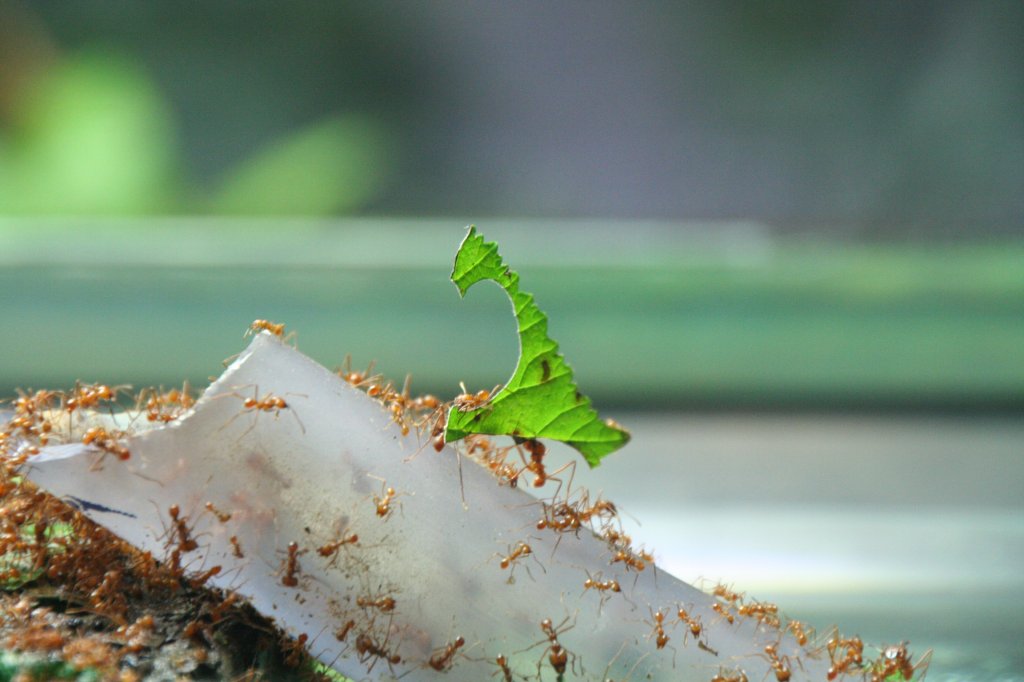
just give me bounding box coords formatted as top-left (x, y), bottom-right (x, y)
top-left (545, 460), bottom-right (577, 504)
top-left (456, 445), bottom-right (467, 509)
top-left (284, 393), bottom-right (307, 434)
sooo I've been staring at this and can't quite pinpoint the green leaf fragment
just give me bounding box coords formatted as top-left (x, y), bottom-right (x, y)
top-left (311, 661), bottom-right (355, 682)
top-left (0, 651), bottom-right (100, 681)
top-left (444, 226), bottom-right (630, 466)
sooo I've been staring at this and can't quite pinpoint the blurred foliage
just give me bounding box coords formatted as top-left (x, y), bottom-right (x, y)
top-left (0, 50), bottom-right (178, 214)
top-left (0, 46), bottom-right (391, 216)
top-left (213, 115), bottom-right (388, 216)
top-left (0, 222), bottom-right (1018, 411)
top-left (2, 3), bottom-right (1021, 224)
top-left (0, 3), bottom-right (1018, 413)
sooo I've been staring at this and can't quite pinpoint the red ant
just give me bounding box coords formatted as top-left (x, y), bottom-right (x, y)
top-left (246, 319), bottom-right (287, 338)
top-left (189, 564), bottom-right (222, 589)
top-left (521, 438), bottom-right (549, 488)
top-left (356, 595), bottom-right (396, 613)
top-left (243, 393), bottom-right (287, 413)
top-left (181, 618), bottom-right (204, 641)
top-left (138, 383), bottom-right (195, 423)
top-left (738, 600), bottom-right (780, 628)
top-left (412, 393), bottom-right (441, 411)
top-left (64, 382), bottom-right (127, 413)
top-left (229, 535), bottom-right (244, 559)
top-left (411, 392), bottom-right (444, 439)
top-left (206, 591), bottom-right (241, 625)
top-left (166, 549), bottom-right (185, 579)
top-left (283, 633), bottom-right (309, 667)
top-left (224, 386), bottom-right (305, 436)
top-left (611, 547), bottom-right (646, 572)
top-left (355, 632), bottom-right (401, 672)
top-left (82, 426), bottom-right (131, 462)
top-left (168, 504), bottom-right (198, 552)
top-left (493, 654), bottom-right (513, 681)
top-left (389, 375), bottom-right (417, 437)
top-left (494, 539), bottom-right (544, 583)
top-left (533, 616), bottom-right (576, 679)
top-left (603, 527), bottom-right (633, 549)
top-left (119, 614), bottom-right (156, 653)
top-left (583, 571), bottom-right (621, 611)
top-left (335, 619), bottom-right (355, 642)
top-left (785, 619), bottom-right (811, 647)
top-left (712, 583), bottom-right (745, 605)
top-left (575, 495), bottom-right (618, 526)
top-left (338, 356), bottom-right (378, 388)
top-left (429, 410), bottom-right (447, 452)
top-left (540, 493), bottom-right (620, 537)
top-left (281, 542), bottom-right (303, 587)
top-left (513, 438), bottom-right (574, 494)
top-left (244, 318), bottom-right (298, 349)
top-left (471, 440), bottom-right (520, 487)
top-left (317, 532), bottom-right (359, 565)
top-left (499, 541), bottom-right (533, 570)
top-left (5, 414), bottom-right (51, 450)
top-left (375, 488), bottom-right (396, 518)
top-left (826, 634), bottom-right (864, 680)
top-left (762, 643), bottom-right (792, 682)
top-left (868, 642), bottom-right (931, 682)
top-left (676, 605), bottom-right (704, 642)
top-left (8, 389), bottom-right (59, 445)
top-left (536, 507), bottom-right (579, 534)
top-left (87, 568), bottom-right (126, 617)
top-left (465, 434), bottom-right (494, 456)
top-left (204, 501), bottom-right (232, 523)
top-left (711, 601), bottom-right (736, 626)
top-left (12, 388), bottom-right (58, 416)
top-left (646, 608), bottom-right (671, 650)
top-left (428, 635), bottom-right (466, 671)
top-left (452, 382), bottom-right (500, 411)
top-left (373, 483), bottom-right (402, 519)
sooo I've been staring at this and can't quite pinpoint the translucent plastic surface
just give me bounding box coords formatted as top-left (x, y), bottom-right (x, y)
top-left (26, 333), bottom-right (827, 681)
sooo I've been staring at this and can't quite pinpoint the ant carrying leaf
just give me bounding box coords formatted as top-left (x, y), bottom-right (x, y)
top-left (444, 226), bottom-right (630, 467)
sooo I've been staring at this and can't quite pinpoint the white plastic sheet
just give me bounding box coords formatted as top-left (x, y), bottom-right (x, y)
top-left (25, 333), bottom-right (827, 681)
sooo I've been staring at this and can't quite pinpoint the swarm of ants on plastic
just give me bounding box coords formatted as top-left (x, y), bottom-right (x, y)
top-left (0, 371), bottom-right (336, 680)
top-left (332, 321), bottom-right (933, 682)
top-left (1, 319), bottom-right (933, 681)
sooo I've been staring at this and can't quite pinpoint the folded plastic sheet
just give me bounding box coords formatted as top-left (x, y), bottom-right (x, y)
top-left (24, 333), bottom-right (827, 681)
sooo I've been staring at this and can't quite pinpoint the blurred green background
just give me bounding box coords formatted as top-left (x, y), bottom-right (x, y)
top-left (1, 4), bottom-right (1023, 679)
top-left (0, 219), bottom-right (1021, 412)
top-left (0, 1), bottom-right (1020, 409)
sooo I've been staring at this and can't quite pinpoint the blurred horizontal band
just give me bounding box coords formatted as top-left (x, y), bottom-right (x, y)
top-left (1, 218), bottom-right (1021, 411)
